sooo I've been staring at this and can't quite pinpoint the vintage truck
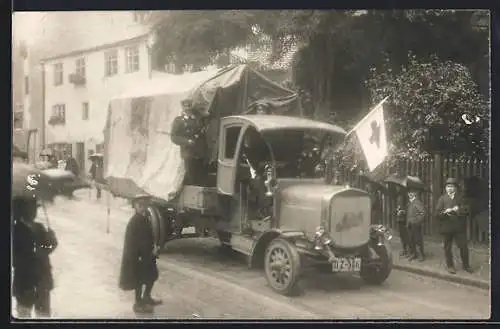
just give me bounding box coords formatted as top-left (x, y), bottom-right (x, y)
top-left (104, 65), bottom-right (393, 295)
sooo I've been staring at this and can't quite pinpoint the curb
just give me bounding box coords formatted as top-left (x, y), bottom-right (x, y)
top-left (393, 263), bottom-right (490, 290)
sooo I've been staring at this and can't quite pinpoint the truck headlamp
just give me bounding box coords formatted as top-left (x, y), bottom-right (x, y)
top-left (314, 226), bottom-right (332, 250)
top-left (372, 224), bottom-right (392, 245)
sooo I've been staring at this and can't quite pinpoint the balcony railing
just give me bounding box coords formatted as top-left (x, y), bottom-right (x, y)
top-left (68, 73), bottom-right (86, 86)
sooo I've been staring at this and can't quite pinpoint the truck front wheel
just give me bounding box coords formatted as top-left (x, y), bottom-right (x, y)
top-left (264, 238), bottom-right (302, 296)
top-left (360, 243), bottom-right (392, 285)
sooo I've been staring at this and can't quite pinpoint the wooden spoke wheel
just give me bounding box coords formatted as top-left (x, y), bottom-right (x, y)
top-left (264, 238), bottom-right (302, 296)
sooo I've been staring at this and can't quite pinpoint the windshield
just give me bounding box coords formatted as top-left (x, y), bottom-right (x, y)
top-left (261, 129), bottom-right (343, 179)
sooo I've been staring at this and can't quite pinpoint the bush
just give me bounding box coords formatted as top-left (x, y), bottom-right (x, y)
top-left (365, 53), bottom-right (489, 160)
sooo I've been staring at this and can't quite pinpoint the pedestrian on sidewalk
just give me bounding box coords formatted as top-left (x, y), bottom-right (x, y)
top-left (394, 188), bottom-right (410, 257)
top-left (12, 196), bottom-right (58, 318)
top-left (89, 155), bottom-right (104, 200)
top-left (434, 178), bottom-right (473, 274)
top-left (406, 188), bottom-right (426, 262)
top-left (119, 194), bottom-right (162, 314)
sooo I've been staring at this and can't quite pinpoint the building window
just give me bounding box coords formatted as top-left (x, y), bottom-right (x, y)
top-left (76, 58), bottom-right (86, 79)
top-left (50, 104), bottom-right (66, 125)
top-left (104, 50), bottom-right (118, 77)
top-left (13, 111), bottom-right (23, 129)
top-left (24, 76), bottom-right (29, 95)
top-left (125, 45), bottom-right (140, 73)
top-left (82, 102), bottom-right (89, 120)
top-left (53, 63), bottom-right (63, 86)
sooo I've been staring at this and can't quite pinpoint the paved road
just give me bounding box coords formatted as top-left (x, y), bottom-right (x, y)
top-left (15, 196), bottom-right (490, 320)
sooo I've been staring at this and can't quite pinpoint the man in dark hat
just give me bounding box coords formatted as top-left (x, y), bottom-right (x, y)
top-left (119, 194), bottom-right (162, 314)
top-left (406, 188), bottom-right (426, 261)
top-left (12, 196), bottom-right (58, 318)
top-left (434, 178), bottom-right (472, 274)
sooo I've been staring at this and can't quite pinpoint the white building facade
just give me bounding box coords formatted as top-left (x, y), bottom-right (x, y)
top-left (41, 31), bottom-right (152, 173)
top-left (12, 41), bottom-right (38, 161)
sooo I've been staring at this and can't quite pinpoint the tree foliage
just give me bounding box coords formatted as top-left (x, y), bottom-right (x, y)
top-left (150, 10), bottom-right (259, 70)
top-left (147, 10), bottom-right (490, 161)
top-left (365, 53), bottom-right (489, 160)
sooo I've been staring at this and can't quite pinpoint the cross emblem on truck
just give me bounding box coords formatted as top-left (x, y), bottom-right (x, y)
top-left (369, 120), bottom-right (380, 148)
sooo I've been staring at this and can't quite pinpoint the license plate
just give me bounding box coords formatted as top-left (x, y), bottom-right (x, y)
top-left (182, 227), bottom-right (196, 234)
top-left (332, 257), bottom-right (362, 272)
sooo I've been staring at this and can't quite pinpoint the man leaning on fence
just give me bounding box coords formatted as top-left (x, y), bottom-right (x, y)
top-left (434, 178), bottom-right (473, 274)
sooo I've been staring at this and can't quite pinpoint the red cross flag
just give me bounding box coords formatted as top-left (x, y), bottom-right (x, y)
top-left (348, 97), bottom-right (389, 172)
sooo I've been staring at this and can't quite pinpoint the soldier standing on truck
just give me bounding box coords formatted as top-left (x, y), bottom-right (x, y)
top-left (170, 110), bottom-right (207, 186)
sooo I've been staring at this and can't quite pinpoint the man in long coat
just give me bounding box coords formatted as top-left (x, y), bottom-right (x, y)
top-left (434, 178), bottom-right (473, 274)
top-left (119, 194), bottom-right (161, 314)
top-left (406, 188), bottom-right (426, 262)
top-left (13, 196), bottom-right (58, 318)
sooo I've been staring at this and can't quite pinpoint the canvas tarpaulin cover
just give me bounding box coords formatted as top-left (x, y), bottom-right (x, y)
top-left (104, 65), bottom-right (302, 201)
top-left (183, 64), bottom-right (302, 162)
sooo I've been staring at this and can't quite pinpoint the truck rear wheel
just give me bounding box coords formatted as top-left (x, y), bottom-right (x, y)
top-left (360, 243), bottom-right (392, 285)
top-left (264, 238), bottom-right (302, 296)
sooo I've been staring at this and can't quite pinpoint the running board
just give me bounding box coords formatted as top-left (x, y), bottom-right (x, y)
top-left (229, 234), bottom-right (254, 256)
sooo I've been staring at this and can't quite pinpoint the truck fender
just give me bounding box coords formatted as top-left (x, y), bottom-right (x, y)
top-left (248, 229), bottom-right (305, 269)
top-left (147, 204), bottom-right (166, 248)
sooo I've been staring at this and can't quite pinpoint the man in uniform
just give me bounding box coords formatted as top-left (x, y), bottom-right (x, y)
top-left (406, 188), bottom-right (426, 262)
top-left (119, 194), bottom-right (162, 314)
top-left (13, 196), bottom-right (58, 318)
top-left (434, 178), bottom-right (473, 274)
top-left (171, 111), bottom-right (206, 185)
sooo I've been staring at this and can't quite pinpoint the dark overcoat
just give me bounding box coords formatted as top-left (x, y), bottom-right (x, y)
top-left (434, 193), bottom-right (469, 234)
top-left (171, 116), bottom-right (205, 160)
top-left (13, 221), bottom-right (58, 297)
top-left (407, 198), bottom-right (426, 226)
top-left (119, 213), bottom-right (159, 291)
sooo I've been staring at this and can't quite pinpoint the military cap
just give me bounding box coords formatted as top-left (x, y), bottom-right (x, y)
top-left (445, 178), bottom-right (459, 186)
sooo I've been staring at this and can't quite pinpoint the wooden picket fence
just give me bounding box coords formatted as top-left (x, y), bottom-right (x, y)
top-left (329, 155), bottom-right (490, 245)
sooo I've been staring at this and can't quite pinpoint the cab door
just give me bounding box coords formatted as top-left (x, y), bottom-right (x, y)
top-left (217, 123), bottom-right (244, 195)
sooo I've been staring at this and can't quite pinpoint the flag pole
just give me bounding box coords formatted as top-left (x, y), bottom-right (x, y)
top-left (345, 96), bottom-right (390, 139)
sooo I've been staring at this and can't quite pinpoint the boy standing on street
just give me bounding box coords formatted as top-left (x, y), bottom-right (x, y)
top-left (119, 194), bottom-right (162, 314)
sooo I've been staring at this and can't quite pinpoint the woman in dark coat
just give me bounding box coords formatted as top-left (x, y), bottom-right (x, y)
top-left (13, 196), bottom-right (58, 318)
top-left (119, 194), bottom-right (161, 314)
